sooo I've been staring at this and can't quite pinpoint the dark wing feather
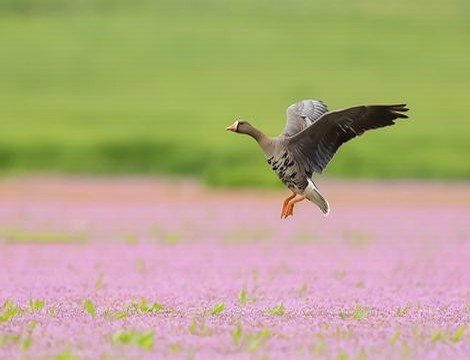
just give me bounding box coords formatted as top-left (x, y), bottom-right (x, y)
top-left (287, 104), bottom-right (409, 174)
top-left (281, 99), bottom-right (328, 137)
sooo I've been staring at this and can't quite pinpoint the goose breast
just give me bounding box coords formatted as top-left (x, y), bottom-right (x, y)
top-left (266, 150), bottom-right (309, 194)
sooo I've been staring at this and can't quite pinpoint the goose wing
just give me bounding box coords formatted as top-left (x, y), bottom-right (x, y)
top-left (287, 104), bottom-right (409, 174)
top-left (280, 99), bottom-right (328, 138)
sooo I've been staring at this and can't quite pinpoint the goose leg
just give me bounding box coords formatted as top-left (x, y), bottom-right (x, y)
top-left (283, 195), bottom-right (306, 219)
top-left (281, 192), bottom-right (296, 218)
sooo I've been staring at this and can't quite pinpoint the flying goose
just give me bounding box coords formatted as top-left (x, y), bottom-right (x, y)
top-left (226, 100), bottom-right (409, 218)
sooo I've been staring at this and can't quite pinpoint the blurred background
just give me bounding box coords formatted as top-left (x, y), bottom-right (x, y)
top-left (1, 0), bottom-right (469, 186)
top-left (1, 4), bottom-right (470, 358)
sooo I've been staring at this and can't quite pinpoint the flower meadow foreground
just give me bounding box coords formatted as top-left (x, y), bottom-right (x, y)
top-left (0, 178), bottom-right (469, 359)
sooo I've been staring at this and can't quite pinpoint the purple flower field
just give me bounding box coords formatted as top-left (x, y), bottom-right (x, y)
top-left (0, 178), bottom-right (469, 359)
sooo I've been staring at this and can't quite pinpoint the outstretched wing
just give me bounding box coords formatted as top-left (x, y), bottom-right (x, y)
top-left (287, 104), bottom-right (409, 174)
top-left (280, 99), bottom-right (328, 137)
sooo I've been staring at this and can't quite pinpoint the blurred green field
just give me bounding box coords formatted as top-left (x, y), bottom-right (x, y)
top-left (0, 0), bottom-right (469, 186)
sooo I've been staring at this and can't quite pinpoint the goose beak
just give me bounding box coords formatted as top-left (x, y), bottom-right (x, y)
top-left (226, 123), bottom-right (237, 132)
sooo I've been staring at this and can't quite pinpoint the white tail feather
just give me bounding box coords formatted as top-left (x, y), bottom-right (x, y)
top-left (304, 179), bottom-right (330, 215)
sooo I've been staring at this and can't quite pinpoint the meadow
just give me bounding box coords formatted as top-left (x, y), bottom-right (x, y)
top-left (1, 0), bottom-right (470, 186)
top-left (0, 178), bottom-right (469, 359)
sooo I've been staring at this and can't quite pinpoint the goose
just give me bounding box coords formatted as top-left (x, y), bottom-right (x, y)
top-left (226, 100), bottom-right (409, 218)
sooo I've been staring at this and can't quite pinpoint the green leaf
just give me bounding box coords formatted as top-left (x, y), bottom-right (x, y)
top-left (389, 329), bottom-right (400, 345)
top-left (3, 299), bottom-right (14, 308)
top-left (204, 302), bottom-right (225, 316)
top-left (298, 283), bottom-right (307, 296)
top-left (401, 341), bottom-right (410, 357)
top-left (138, 297), bottom-right (162, 313)
top-left (357, 348), bottom-right (367, 360)
top-left (312, 336), bottom-right (326, 355)
top-left (151, 303), bottom-right (163, 312)
top-left (130, 299), bottom-right (139, 312)
top-left (238, 285), bottom-right (247, 306)
top-left (111, 330), bottom-right (135, 344)
top-left (266, 303), bottom-right (285, 316)
top-left (246, 327), bottom-right (270, 351)
top-left (259, 328), bottom-right (270, 338)
top-left (140, 297), bottom-right (150, 312)
top-left (0, 300), bottom-right (20, 322)
top-left (231, 322), bottom-right (242, 346)
top-left (430, 330), bottom-right (441, 343)
top-left (338, 311), bottom-right (348, 320)
top-left (167, 343), bottom-right (181, 353)
top-left (36, 299), bottom-right (44, 311)
top-left (352, 305), bottom-right (369, 320)
top-left (54, 349), bottom-right (77, 360)
top-left (83, 299), bottom-right (96, 317)
top-left (161, 232), bottom-right (180, 244)
top-left (114, 311), bottom-right (127, 319)
top-left (136, 330), bottom-right (153, 351)
top-left (210, 302), bottom-right (225, 315)
top-left (29, 298), bottom-right (44, 312)
top-left (28, 320), bottom-right (38, 333)
top-left (188, 318), bottom-right (197, 335)
top-left (20, 336), bottom-right (32, 350)
top-left (451, 326), bottom-right (465, 343)
top-left (48, 307), bottom-right (56, 317)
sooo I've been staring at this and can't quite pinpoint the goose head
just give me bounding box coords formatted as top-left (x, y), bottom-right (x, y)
top-left (226, 119), bottom-right (269, 148)
top-left (226, 120), bottom-right (254, 135)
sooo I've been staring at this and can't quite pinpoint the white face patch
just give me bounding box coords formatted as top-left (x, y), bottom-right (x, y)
top-left (234, 120), bottom-right (240, 131)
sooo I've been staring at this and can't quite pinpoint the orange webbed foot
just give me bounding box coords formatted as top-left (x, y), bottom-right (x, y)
top-left (284, 204), bottom-right (294, 218)
top-left (280, 192), bottom-right (296, 218)
top-left (282, 195), bottom-right (306, 219)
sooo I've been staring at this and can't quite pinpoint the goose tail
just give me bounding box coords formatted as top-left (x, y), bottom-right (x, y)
top-left (304, 179), bottom-right (330, 216)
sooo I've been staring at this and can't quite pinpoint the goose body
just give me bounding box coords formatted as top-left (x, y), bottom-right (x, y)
top-left (227, 99), bottom-right (409, 218)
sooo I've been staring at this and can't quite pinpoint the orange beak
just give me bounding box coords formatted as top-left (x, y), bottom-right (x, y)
top-left (226, 123), bottom-right (237, 132)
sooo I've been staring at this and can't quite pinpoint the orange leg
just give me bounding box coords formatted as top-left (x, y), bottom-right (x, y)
top-left (281, 192), bottom-right (296, 218)
top-left (283, 195), bottom-right (306, 219)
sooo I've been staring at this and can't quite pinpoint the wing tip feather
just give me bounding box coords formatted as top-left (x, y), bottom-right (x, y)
top-left (387, 104), bottom-right (409, 120)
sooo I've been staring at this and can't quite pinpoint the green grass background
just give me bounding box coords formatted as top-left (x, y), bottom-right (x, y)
top-left (1, 0), bottom-right (469, 186)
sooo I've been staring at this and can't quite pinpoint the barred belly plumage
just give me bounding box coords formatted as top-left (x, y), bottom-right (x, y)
top-left (267, 151), bottom-right (303, 193)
